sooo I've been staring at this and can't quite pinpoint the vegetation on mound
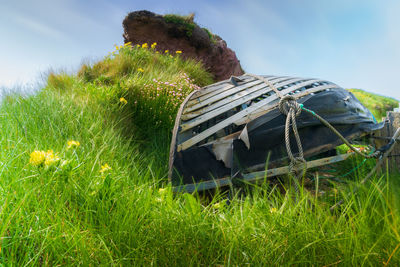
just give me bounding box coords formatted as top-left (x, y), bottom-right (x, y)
top-left (1, 43), bottom-right (400, 265)
top-left (349, 88), bottom-right (399, 121)
top-left (163, 14), bottom-right (196, 37)
top-left (60, 43), bottom-right (211, 141)
top-left (163, 13), bottom-right (216, 43)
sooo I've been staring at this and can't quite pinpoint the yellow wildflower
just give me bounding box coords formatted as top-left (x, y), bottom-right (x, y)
top-left (120, 97), bottom-right (128, 104)
top-left (124, 42), bottom-right (132, 47)
top-left (137, 68), bottom-right (144, 73)
top-left (44, 150), bottom-right (60, 166)
top-left (270, 207), bottom-right (277, 213)
top-left (164, 50), bottom-right (169, 54)
top-left (169, 55), bottom-right (173, 58)
top-left (67, 140), bottom-right (80, 150)
top-left (141, 43), bottom-right (148, 48)
top-left (29, 150), bottom-right (60, 167)
top-left (151, 42), bottom-right (157, 49)
top-left (100, 163), bottom-right (112, 173)
top-left (29, 150), bottom-right (46, 166)
top-left (175, 50), bottom-right (182, 54)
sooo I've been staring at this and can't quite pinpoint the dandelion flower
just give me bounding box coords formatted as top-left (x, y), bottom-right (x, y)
top-left (137, 68), bottom-right (144, 73)
top-left (100, 163), bottom-right (112, 173)
top-left (141, 43), bottom-right (148, 48)
top-left (119, 97), bottom-right (128, 104)
top-left (124, 42), bottom-right (132, 47)
top-left (29, 150), bottom-right (46, 166)
top-left (44, 150), bottom-right (60, 166)
top-left (270, 207), bottom-right (277, 213)
top-left (175, 50), bottom-right (182, 54)
top-left (29, 150), bottom-right (60, 167)
top-left (67, 140), bottom-right (80, 150)
top-left (151, 42), bottom-right (157, 49)
top-left (164, 50), bottom-right (169, 54)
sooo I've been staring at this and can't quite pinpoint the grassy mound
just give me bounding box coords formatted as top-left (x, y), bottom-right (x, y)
top-left (349, 88), bottom-right (399, 121)
top-left (1, 44), bottom-right (400, 265)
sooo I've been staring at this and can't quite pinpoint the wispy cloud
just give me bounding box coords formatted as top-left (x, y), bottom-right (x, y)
top-left (13, 15), bottom-right (67, 40)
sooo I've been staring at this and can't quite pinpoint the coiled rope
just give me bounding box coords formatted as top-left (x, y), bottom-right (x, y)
top-left (246, 74), bottom-right (383, 186)
top-left (279, 95), bottom-right (307, 183)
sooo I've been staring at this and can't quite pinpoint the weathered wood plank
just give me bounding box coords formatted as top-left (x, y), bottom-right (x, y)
top-left (187, 84), bottom-right (236, 107)
top-left (185, 77), bottom-right (290, 112)
top-left (172, 153), bottom-right (354, 192)
top-left (199, 75), bottom-right (256, 91)
top-left (168, 90), bottom-right (200, 181)
top-left (188, 75), bottom-right (256, 99)
top-left (186, 77), bottom-right (279, 108)
top-left (172, 177), bottom-right (232, 192)
top-left (183, 83), bottom-right (271, 120)
top-left (379, 108), bottom-right (400, 173)
top-left (188, 76), bottom-right (292, 105)
top-left (235, 84), bottom-right (340, 125)
top-left (177, 84), bottom-right (339, 151)
top-left (185, 80), bottom-right (263, 109)
top-left (187, 75), bottom-right (280, 105)
top-left (241, 153), bottom-right (354, 182)
top-left (183, 77), bottom-right (306, 117)
top-left (180, 79), bottom-right (324, 133)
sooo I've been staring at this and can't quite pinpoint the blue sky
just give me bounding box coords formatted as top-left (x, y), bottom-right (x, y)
top-left (1, 0), bottom-right (399, 100)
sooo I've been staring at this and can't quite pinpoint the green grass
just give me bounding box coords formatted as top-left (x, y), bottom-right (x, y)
top-left (348, 89), bottom-right (399, 121)
top-left (1, 44), bottom-right (400, 265)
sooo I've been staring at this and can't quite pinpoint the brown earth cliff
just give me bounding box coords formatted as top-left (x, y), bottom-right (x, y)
top-left (123, 10), bottom-right (244, 81)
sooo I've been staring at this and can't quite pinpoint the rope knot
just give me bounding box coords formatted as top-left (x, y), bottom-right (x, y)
top-left (279, 95), bottom-right (301, 116)
top-left (289, 157), bottom-right (307, 178)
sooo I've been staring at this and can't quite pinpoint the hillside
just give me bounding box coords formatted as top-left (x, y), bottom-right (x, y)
top-left (349, 88), bottom-right (399, 121)
top-left (1, 43), bottom-right (400, 265)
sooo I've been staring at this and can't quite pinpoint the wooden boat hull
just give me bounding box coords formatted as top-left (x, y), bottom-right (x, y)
top-left (169, 74), bottom-right (383, 190)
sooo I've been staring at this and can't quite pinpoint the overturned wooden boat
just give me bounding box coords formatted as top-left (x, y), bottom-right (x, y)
top-left (168, 74), bottom-right (393, 192)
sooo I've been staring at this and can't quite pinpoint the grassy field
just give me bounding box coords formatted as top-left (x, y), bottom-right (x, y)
top-left (1, 43), bottom-right (400, 266)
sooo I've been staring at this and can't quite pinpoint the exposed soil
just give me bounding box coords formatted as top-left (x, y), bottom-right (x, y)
top-left (123, 10), bottom-right (244, 81)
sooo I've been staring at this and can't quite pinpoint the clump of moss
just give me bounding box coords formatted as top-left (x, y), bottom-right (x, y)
top-left (163, 14), bottom-right (196, 37)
